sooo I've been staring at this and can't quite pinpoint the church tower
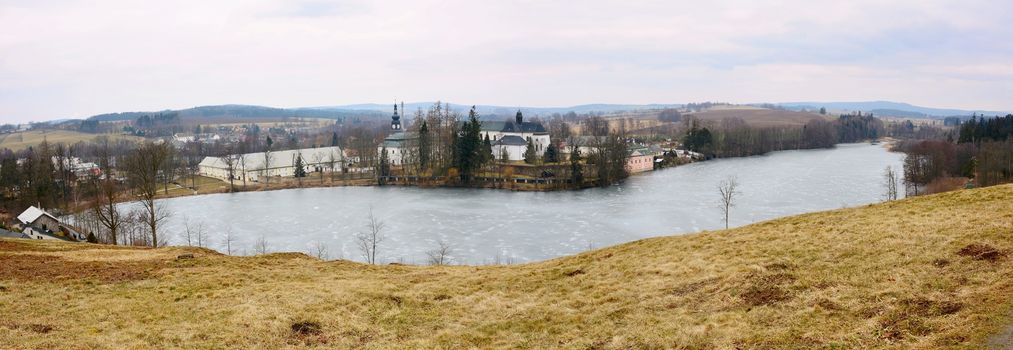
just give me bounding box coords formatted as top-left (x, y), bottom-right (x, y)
top-left (391, 103), bottom-right (402, 131)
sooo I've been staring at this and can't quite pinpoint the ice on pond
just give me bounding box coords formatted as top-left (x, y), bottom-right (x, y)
top-left (145, 143), bottom-right (903, 264)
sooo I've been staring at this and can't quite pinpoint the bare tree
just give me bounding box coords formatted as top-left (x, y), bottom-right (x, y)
top-left (356, 207), bottom-right (385, 264)
top-left (92, 138), bottom-right (122, 245)
top-left (717, 176), bottom-right (740, 229)
top-left (254, 234), bottom-right (269, 255)
top-left (425, 240), bottom-right (453, 265)
top-left (221, 145), bottom-right (238, 192)
top-left (124, 142), bottom-right (172, 247)
top-left (312, 241), bottom-right (329, 260)
top-left (223, 227), bottom-right (236, 255)
top-left (239, 153), bottom-right (249, 189)
top-left (262, 140), bottom-right (273, 188)
top-left (327, 150), bottom-right (340, 183)
top-left (182, 216), bottom-right (206, 247)
top-left (312, 152), bottom-right (326, 184)
top-left (883, 165), bottom-right (899, 201)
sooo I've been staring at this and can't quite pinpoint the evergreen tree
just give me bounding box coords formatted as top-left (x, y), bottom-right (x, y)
top-left (524, 138), bottom-right (538, 164)
top-left (482, 134), bottom-right (494, 165)
top-left (378, 146), bottom-right (391, 185)
top-left (418, 121), bottom-right (430, 171)
top-left (294, 153), bottom-right (307, 178)
top-left (331, 132), bottom-right (339, 147)
top-left (454, 106), bottom-right (483, 182)
top-left (544, 143), bottom-right (559, 163)
top-left (86, 232), bottom-right (98, 243)
top-left (569, 146), bottom-right (583, 187)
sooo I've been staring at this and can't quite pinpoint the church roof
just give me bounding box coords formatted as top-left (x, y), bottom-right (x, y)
top-left (382, 131), bottom-right (417, 148)
top-left (495, 135), bottom-right (528, 146)
top-left (199, 146), bottom-right (343, 170)
top-left (476, 120), bottom-right (548, 134)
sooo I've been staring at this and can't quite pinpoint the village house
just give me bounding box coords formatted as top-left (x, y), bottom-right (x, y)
top-left (198, 146), bottom-right (344, 182)
top-left (17, 206), bottom-right (60, 233)
top-left (15, 206), bottom-right (86, 241)
top-left (52, 156), bottom-right (102, 178)
top-left (626, 147), bottom-right (655, 173)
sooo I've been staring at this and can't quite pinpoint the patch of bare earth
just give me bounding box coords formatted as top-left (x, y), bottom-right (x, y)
top-left (957, 243), bottom-right (1007, 262)
top-left (0, 253), bottom-right (162, 283)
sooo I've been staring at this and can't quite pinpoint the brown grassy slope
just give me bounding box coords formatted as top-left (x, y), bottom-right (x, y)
top-left (687, 108), bottom-right (829, 127)
top-left (0, 130), bottom-right (144, 151)
top-left (1, 185), bottom-right (1011, 349)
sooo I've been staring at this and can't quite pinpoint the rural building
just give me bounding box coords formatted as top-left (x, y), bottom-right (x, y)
top-left (198, 146), bottom-right (344, 182)
top-left (17, 206), bottom-right (60, 233)
top-left (14, 206), bottom-right (85, 241)
top-left (627, 148), bottom-right (655, 173)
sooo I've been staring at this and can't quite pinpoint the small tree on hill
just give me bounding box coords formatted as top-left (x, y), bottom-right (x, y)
top-left (356, 207), bottom-right (385, 264)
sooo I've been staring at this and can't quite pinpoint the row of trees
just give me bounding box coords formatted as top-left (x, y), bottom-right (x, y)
top-left (896, 114), bottom-right (1013, 194)
top-left (679, 113), bottom-right (885, 159)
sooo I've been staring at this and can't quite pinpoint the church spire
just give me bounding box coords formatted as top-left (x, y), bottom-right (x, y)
top-left (391, 102), bottom-right (402, 131)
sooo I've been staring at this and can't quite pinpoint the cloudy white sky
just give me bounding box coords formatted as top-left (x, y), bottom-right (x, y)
top-left (1, 0), bottom-right (1012, 122)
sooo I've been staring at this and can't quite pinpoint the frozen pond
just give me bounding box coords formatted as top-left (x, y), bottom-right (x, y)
top-left (150, 143), bottom-right (904, 263)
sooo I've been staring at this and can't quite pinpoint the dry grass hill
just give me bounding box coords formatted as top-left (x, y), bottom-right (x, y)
top-left (1, 185), bottom-right (1011, 349)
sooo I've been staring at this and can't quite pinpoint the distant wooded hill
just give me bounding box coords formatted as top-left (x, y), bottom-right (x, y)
top-left (50, 101), bottom-right (1009, 125)
top-left (777, 101), bottom-right (1009, 118)
top-left (86, 105), bottom-right (386, 122)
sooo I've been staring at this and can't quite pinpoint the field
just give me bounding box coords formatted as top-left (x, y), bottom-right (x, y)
top-left (687, 107), bottom-right (829, 127)
top-left (0, 130), bottom-right (143, 151)
top-left (1, 185), bottom-right (1011, 349)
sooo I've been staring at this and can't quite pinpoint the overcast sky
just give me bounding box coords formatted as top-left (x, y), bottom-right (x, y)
top-left (1, 0), bottom-right (1011, 123)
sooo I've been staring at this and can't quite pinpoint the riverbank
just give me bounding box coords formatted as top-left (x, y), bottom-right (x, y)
top-left (3, 184), bottom-right (1011, 348)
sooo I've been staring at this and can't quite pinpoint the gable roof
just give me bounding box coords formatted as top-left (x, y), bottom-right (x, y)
top-left (199, 146), bottom-right (343, 170)
top-left (495, 135), bottom-right (528, 146)
top-left (474, 120), bottom-right (548, 134)
top-left (17, 206), bottom-right (58, 225)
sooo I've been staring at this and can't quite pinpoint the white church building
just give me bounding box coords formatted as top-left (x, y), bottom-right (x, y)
top-left (486, 111), bottom-right (550, 161)
top-left (379, 107), bottom-right (552, 164)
